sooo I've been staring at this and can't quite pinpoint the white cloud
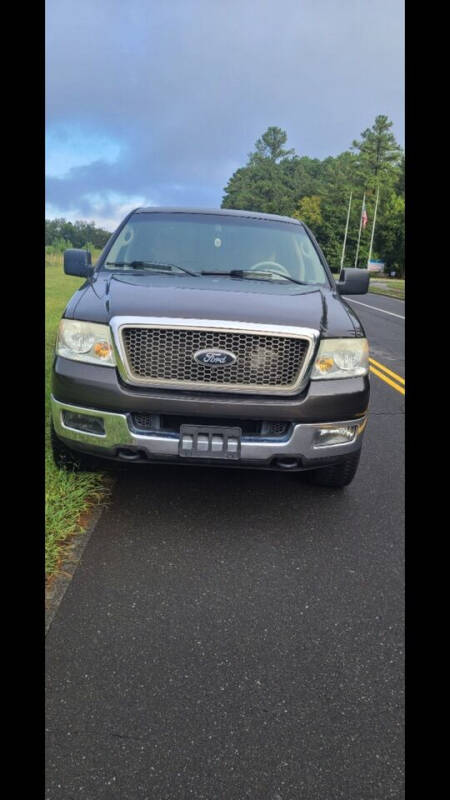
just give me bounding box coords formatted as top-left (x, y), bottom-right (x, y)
top-left (45, 192), bottom-right (151, 231)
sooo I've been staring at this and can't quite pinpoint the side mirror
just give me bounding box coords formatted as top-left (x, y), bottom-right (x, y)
top-left (64, 249), bottom-right (93, 278)
top-left (336, 268), bottom-right (370, 295)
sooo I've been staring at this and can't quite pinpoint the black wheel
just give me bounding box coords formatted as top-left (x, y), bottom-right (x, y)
top-left (50, 423), bottom-right (98, 472)
top-left (306, 449), bottom-right (361, 488)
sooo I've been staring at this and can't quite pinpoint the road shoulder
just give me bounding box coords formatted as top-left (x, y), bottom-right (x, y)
top-left (45, 502), bottom-right (107, 634)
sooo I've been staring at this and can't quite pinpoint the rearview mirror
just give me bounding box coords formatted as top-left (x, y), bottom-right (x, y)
top-left (336, 268), bottom-right (369, 295)
top-left (64, 249), bottom-right (93, 278)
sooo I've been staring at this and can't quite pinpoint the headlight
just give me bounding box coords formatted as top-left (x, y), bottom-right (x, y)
top-left (310, 338), bottom-right (368, 379)
top-left (56, 320), bottom-right (116, 366)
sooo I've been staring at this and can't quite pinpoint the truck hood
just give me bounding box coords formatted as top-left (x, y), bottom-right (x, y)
top-left (66, 272), bottom-right (362, 337)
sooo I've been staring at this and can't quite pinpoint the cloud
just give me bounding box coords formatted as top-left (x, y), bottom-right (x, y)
top-left (46, 124), bottom-right (123, 178)
top-left (46, 0), bottom-right (404, 228)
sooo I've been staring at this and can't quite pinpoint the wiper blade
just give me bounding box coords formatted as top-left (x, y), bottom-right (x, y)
top-left (200, 269), bottom-right (308, 286)
top-left (106, 260), bottom-right (198, 277)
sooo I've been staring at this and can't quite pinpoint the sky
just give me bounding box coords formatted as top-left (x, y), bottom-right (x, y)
top-left (45, 0), bottom-right (404, 232)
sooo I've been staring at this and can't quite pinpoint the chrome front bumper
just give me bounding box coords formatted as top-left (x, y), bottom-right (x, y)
top-left (51, 396), bottom-right (367, 467)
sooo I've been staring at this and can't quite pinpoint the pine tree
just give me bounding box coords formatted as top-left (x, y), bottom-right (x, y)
top-left (250, 126), bottom-right (295, 163)
top-left (351, 114), bottom-right (403, 186)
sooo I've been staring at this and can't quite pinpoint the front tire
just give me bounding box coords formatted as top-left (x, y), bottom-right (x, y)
top-left (306, 450), bottom-right (361, 488)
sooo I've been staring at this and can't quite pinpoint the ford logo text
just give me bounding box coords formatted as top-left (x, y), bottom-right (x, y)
top-left (194, 349), bottom-right (237, 366)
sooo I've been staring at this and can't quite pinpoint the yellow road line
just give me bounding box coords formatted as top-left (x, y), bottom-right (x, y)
top-left (370, 365), bottom-right (405, 395)
top-left (369, 357), bottom-right (405, 385)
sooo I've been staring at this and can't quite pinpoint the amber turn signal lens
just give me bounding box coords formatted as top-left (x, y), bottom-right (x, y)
top-left (316, 356), bottom-right (334, 373)
top-left (93, 341), bottom-right (112, 359)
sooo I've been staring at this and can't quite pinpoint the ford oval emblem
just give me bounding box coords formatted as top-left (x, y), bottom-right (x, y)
top-left (194, 349), bottom-right (237, 366)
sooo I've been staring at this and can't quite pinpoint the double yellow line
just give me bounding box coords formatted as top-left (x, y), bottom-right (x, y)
top-left (369, 357), bottom-right (405, 395)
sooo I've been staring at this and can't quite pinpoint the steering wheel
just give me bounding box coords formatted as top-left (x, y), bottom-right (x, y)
top-left (247, 260), bottom-right (291, 277)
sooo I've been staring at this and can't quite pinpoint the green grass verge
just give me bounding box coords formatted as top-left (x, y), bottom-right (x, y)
top-left (45, 251), bottom-right (111, 577)
top-left (369, 278), bottom-right (405, 300)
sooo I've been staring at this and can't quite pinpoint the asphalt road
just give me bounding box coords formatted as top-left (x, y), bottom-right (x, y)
top-left (46, 293), bottom-right (405, 800)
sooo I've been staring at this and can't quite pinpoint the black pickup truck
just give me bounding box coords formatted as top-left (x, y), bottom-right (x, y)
top-left (51, 207), bottom-right (370, 487)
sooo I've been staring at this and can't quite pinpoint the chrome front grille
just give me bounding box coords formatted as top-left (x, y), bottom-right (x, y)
top-left (116, 320), bottom-right (315, 395)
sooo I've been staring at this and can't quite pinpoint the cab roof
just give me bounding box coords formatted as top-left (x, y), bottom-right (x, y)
top-left (134, 207), bottom-right (302, 225)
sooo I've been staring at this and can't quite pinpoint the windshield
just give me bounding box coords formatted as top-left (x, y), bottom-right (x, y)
top-left (101, 212), bottom-right (330, 286)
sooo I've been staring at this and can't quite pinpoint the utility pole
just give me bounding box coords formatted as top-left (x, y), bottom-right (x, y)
top-left (354, 193), bottom-right (365, 268)
top-left (367, 184), bottom-right (380, 268)
top-left (340, 191), bottom-right (352, 271)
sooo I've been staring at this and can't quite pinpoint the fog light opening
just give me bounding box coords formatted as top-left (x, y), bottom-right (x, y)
top-left (314, 424), bottom-right (358, 448)
top-left (62, 410), bottom-right (105, 436)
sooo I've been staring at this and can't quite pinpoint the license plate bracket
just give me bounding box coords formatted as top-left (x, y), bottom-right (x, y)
top-left (179, 425), bottom-right (242, 459)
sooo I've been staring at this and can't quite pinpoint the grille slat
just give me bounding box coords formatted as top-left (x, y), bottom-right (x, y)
top-left (121, 326), bottom-right (310, 393)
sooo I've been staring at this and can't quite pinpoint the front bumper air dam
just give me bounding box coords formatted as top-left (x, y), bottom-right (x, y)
top-left (51, 395), bottom-right (367, 469)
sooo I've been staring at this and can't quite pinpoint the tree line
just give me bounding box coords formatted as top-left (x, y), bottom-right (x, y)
top-left (45, 218), bottom-right (112, 253)
top-left (221, 116), bottom-right (404, 276)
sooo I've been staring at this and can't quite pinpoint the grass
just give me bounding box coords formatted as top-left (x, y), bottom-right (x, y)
top-left (369, 278), bottom-right (405, 300)
top-left (45, 251), bottom-right (111, 577)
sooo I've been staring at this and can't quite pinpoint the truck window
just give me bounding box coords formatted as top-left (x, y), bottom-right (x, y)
top-left (102, 212), bottom-right (329, 286)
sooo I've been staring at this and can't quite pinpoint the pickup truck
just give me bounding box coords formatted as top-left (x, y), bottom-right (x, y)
top-left (51, 207), bottom-right (370, 487)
